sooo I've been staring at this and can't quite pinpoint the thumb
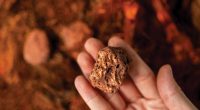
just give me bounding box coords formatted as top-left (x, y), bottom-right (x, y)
top-left (157, 65), bottom-right (197, 110)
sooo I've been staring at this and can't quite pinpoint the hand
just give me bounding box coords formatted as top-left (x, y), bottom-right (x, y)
top-left (75, 37), bottom-right (197, 110)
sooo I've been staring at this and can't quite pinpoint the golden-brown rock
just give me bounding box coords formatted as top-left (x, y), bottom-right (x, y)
top-left (89, 46), bottom-right (129, 93)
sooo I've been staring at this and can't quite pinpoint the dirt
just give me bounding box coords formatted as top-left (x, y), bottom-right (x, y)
top-left (0, 0), bottom-right (200, 109)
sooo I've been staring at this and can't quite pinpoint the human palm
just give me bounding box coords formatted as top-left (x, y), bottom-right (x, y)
top-left (75, 37), bottom-right (197, 110)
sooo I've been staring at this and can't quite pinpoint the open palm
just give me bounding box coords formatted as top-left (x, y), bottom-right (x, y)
top-left (75, 37), bottom-right (197, 110)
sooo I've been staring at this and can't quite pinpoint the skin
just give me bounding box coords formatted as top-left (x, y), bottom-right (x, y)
top-left (75, 37), bottom-right (198, 110)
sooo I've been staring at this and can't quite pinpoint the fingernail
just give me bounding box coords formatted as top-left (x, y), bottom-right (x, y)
top-left (165, 64), bottom-right (173, 77)
top-left (165, 64), bottom-right (182, 91)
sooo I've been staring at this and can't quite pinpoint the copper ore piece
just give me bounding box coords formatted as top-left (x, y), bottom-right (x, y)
top-left (23, 29), bottom-right (50, 65)
top-left (89, 46), bottom-right (129, 93)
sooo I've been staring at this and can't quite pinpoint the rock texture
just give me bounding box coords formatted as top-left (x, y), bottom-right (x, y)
top-left (89, 46), bottom-right (129, 93)
top-left (58, 21), bottom-right (92, 59)
top-left (191, 0), bottom-right (200, 31)
top-left (23, 29), bottom-right (50, 65)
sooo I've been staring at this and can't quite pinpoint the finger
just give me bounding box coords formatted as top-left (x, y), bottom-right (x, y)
top-left (119, 78), bottom-right (141, 103)
top-left (77, 43), bottom-right (126, 109)
top-left (75, 75), bottom-right (113, 110)
top-left (108, 36), bottom-right (160, 99)
top-left (103, 93), bottom-right (126, 110)
top-left (77, 51), bottom-right (94, 77)
top-left (84, 38), bottom-right (104, 59)
top-left (157, 65), bottom-right (198, 110)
